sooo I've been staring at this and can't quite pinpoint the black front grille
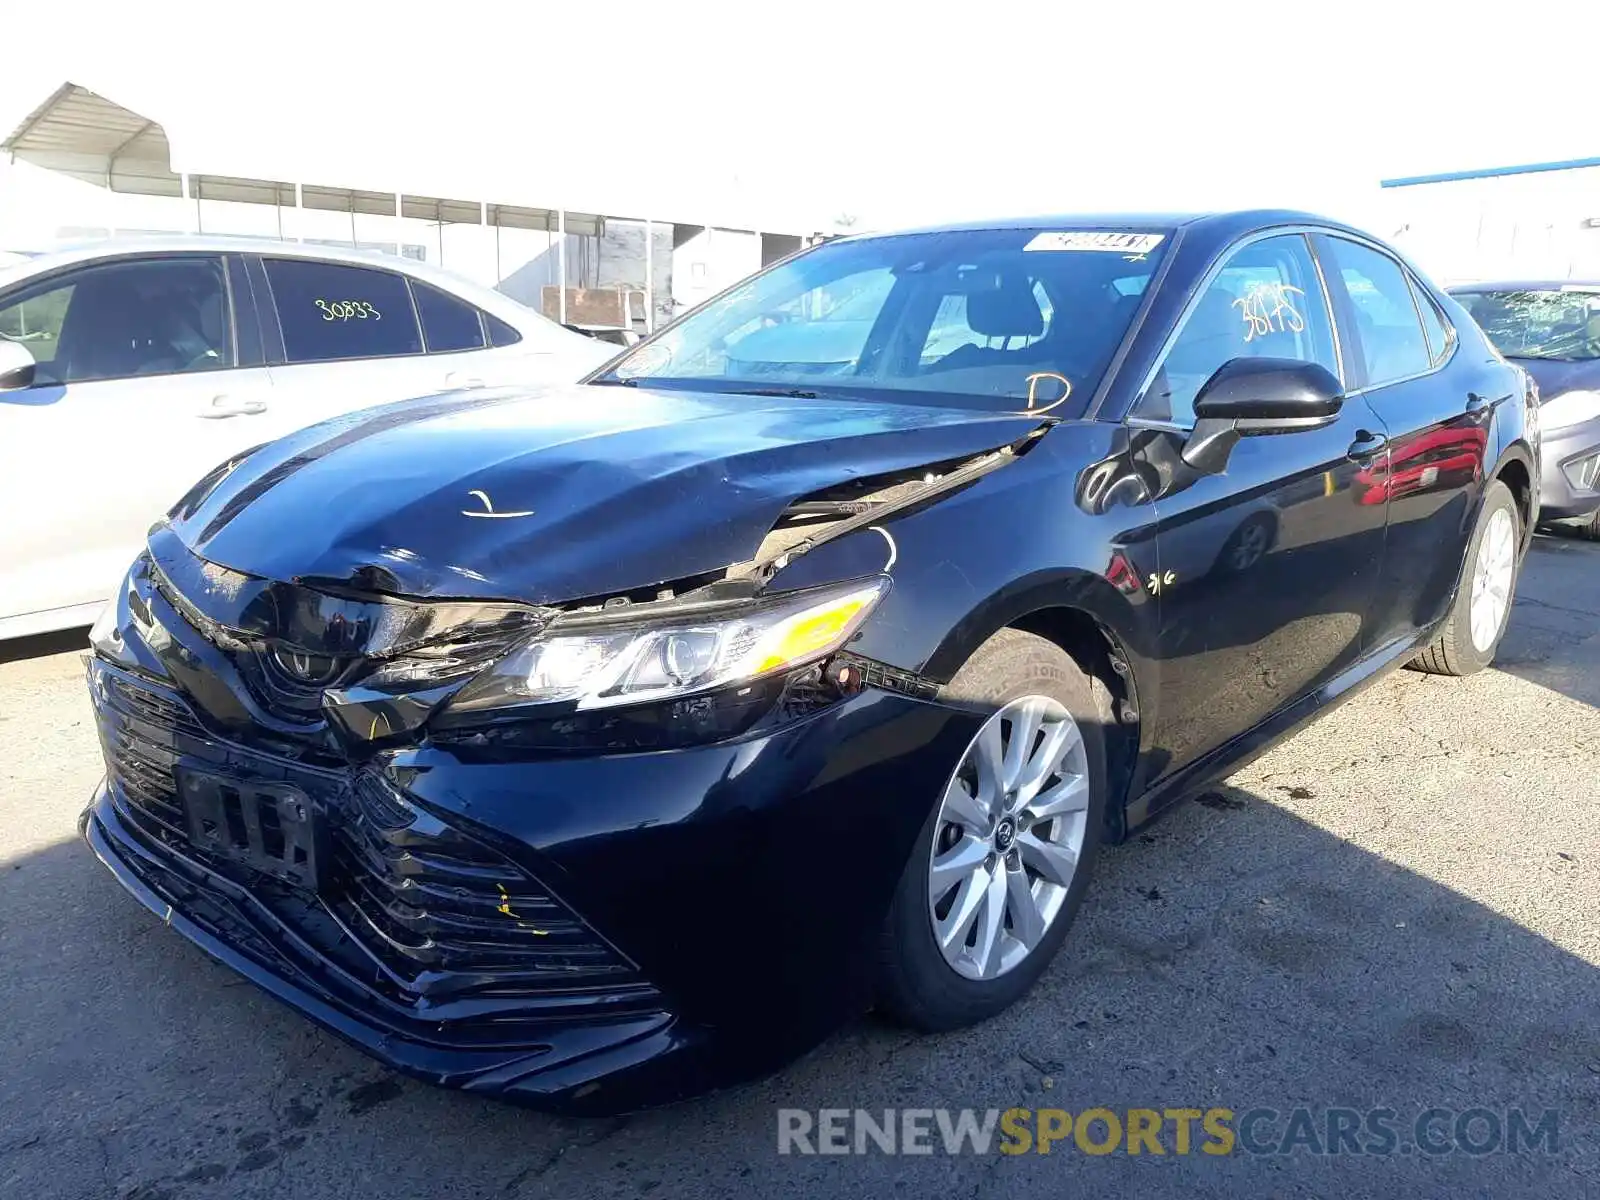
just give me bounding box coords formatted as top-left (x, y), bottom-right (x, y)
top-left (96, 670), bottom-right (203, 841)
top-left (324, 775), bottom-right (641, 1004)
top-left (91, 662), bottom-right (656, 1027)
top-left (145, 557), bottom-right (536, 727)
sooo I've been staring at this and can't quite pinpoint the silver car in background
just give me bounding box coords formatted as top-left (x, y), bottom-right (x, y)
top-left (1451, 282), bottom-right (1600, 536)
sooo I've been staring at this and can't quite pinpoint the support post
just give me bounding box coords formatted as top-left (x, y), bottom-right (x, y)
top-left (180, 173), bottom-right (197, 233)
top-left (557, 208), bottom-right (567, 325)
top-left (644, 217), bottom-right (654, 332)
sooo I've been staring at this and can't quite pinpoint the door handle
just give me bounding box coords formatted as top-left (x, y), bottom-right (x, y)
top-left (198, 395), bottom-right (268, 419)
top-left (1346, 429), bottom-right (1389, 461)
top-left (445, 372), bottom-right (486, 389)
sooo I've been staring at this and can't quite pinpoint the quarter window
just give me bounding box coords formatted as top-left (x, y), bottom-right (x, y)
top-left (1324, 238), bottom-right (1431, 386)
top-left (414, 281), bottom-right (487, 353)
top-left (0, 257), bottom-right (232, 385)
top-left (485, 312), bottom-right (523, 348)
top-left (263, 259), bottom-right (422, 364)
top-left (1136, 234), bottom-right (1339, 426)
top-left (1410, 277), bottom-right (1455, 367)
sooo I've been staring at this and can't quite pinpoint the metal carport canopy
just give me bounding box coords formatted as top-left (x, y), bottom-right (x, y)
top-left (3, 82), bottom-right (181, 196)
top-left (2, 81), bottom-right (821, 236)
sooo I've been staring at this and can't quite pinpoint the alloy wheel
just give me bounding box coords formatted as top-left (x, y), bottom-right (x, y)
top-left (1469, 507), bottom-right (1516, 653)
top-left (927, 695), bottom-right (1091, 981)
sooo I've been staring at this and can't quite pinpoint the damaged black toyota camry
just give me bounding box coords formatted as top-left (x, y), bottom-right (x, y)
top-left (83, 211), bottom-right (1538, 1114)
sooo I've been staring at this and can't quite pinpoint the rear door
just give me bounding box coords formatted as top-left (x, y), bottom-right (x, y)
top-left (1129, 232), bottom-right (1391, 778)
top-left (251, 256), bottom-right (459, 441)
top-left (1314, 234), bottom-right (1489, 646)
top-left (406, 278), bottom-right (592, 389)
top-left (0, 253), bottom-right (272, 623)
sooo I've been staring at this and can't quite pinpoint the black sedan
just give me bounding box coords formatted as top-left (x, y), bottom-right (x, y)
top-left (1450, 281), bottom-right (1600, 535)
top-left (83, 210), bottom-right (1538, 1114)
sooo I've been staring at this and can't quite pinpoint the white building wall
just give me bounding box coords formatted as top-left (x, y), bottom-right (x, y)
top-left (670, 228), bottom-right (761, 312)
top-left (1382, 165), bottom-right (1600, 284)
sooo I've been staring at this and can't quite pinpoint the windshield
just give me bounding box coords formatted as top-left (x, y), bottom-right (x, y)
top-left (602, 227), bottom-right (1169, 410)
top-left (1456, 288), bottom-right (1600, 361)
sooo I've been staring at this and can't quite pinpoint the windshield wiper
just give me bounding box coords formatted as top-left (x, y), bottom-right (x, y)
top-left (589, 376), bottom-right (638, 386)
top-left (727, 387), bottom-right (820, 399)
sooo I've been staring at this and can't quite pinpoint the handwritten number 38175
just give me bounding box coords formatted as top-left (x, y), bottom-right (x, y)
top-left (315, 300), bottom-right (380, 321)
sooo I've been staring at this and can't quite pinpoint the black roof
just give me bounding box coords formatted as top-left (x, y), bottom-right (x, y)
top-left (836, 209), bottom-right (1377, 248)
top-left (846, 208), bottom-right (1340, 233)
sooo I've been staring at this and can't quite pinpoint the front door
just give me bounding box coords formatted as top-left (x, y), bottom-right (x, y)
top-left (0, 254), bottom-right (273, 624)
top-left (1127, 231), bottom-right (1390, 780)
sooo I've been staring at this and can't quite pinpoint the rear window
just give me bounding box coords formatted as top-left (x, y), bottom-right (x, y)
top-left (263, 258), bottom-right (422, 364)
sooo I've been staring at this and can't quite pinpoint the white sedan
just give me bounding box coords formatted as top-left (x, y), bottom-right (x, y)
top-left (0, 237), bottom-right (618, 639)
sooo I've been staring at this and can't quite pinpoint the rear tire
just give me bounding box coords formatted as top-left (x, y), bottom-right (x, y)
top-left (874, 629), bottom-right (1106, 1032)
top-left (1410, 479), bottom-right (1521, 676)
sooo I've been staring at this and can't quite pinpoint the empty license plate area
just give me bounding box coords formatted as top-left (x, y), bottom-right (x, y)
top-left (177, 766), bottom-right (324, 890)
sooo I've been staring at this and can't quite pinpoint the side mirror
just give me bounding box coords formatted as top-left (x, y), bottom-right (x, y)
top-left (1181, 357), bottom-right (1343, 473)
top-left (0, 338), bottom-right (37, 391)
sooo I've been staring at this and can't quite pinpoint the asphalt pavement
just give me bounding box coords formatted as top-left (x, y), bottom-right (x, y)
top-left (2, 533), bottom-right (1598, 1199)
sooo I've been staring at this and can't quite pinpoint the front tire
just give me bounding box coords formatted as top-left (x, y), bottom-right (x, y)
top-left (1410, 479), bottom-right (1521, 676)
top-left (874, 629), bottom-right (1106, 1032)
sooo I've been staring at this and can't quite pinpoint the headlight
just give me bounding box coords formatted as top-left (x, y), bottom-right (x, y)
top-left (447, 576), bottom-right (888, 716)
top-left (1540, 389), bottom-right (1600, 432)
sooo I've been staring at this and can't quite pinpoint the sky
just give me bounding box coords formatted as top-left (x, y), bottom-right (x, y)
top-left (4, 0), bottom-right (1599, 235)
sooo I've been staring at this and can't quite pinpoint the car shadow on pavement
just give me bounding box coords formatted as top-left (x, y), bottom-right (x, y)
top-left (0, 627), bottom-right (87, 666)
top-left (3, 783), bottom-right (1597, 1200)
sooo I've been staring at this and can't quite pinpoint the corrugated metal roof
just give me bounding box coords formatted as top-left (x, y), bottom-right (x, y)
top-left (2, 80), bottom-right (818, 235)
top-left (3, 81), bottom-right (171, 164)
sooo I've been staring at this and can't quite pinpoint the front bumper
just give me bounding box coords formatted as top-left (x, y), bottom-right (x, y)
top-left (83, 658), bottom-right (977, 1114)
top-left (1537, 418), bottom-right (1600, 520)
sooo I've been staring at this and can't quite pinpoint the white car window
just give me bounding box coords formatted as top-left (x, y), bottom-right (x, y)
top-left (485, 310), bottom-right (525, 347)
top-left (413, 281), bottom-right (487, 353)
top-left (0, 257), bottom-right (233, 385)
top-left (263, 258), bottom-right (423, 364)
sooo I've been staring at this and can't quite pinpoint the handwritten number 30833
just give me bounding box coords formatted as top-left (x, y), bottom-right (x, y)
top-left (315, 300), bottom-right (381, 321)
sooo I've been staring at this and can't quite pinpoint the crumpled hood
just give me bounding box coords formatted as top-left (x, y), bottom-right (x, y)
top-left (166, 385), bottom-right (1043, 604)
